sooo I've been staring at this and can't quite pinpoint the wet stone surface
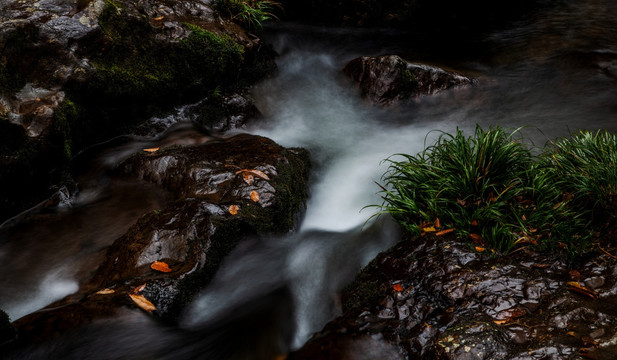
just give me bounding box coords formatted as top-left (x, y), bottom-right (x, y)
top-left (290, 233), bottom-right (617, 360)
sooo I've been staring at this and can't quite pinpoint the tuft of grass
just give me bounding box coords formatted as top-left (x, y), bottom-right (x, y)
top-left (216, 0), bottom-right (281, 30)
top-left (375, 126), bottom-right (610, 258)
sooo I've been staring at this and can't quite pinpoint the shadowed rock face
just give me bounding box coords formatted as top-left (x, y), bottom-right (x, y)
top-left (343, 55), bottom-right (474, 106)
top-left (290, 233), bottom-right (617, 360)
top-left (0, 0), bottom-right (276, 222)
top-left (6, 134), bottom-right (310, 346)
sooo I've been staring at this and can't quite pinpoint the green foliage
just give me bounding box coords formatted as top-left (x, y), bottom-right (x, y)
top-left (375, 126), bottom-right (609, 258)
top-left (216, 0), bottom-right (281, 30)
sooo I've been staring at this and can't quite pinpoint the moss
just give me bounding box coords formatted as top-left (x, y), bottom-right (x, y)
top-left (399, 69), bottom-right (418, 98)
top-left (52, 99), bottom-right (79, 161)
top-left (341, 258), bottom-right (384, 313)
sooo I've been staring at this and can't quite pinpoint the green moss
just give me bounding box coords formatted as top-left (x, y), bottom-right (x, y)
top-left (53, 99), bottom-right (79, 160)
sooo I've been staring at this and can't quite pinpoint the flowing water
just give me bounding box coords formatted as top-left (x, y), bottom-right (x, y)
top-left (2, 0), bottom-right (617, 358)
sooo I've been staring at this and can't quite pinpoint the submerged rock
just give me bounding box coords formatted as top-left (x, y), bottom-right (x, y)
top-left (6, 134), bottom-right (310, 346)
top-left (290, 233), bottom-right (617, 359)
top-left (343, 55), bottom-right (474, 106)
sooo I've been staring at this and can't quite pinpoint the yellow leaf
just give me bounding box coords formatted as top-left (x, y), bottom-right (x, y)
top-left (422, 226), bottom-right (436, 232)
top-left (153, 16), bottom-right (164, 20)
top-left (150, 260), bottom-right (172, 273)
top-left (143, 147), bottom-right (159, 153)
top-left (129, 294), bottom-right (156, 312)
top-left (250, 190), bottom-right (260, 202)
top-left (493, 320), bottom-right (507, 325)
top-left (229, 205), bottom-right (239, 215)
top-left (567, 331), bottom-right (577, 337)
top-left (475, 246), bottom-right (486, 253)
top-left (96, 288), bottom-right (115, 295)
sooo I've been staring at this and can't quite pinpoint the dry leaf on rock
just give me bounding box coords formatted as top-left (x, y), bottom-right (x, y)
top-left (132, 283), bottom-right (146, 294)
top-left (235, 169), bottom-right (270, 181)
top-left (143, 147), bottom-right (159, 153)
top-left (95, 288), bottom-right (115, 295)
top-left (129, 294), bottom-right (156, 312)
top-left (151, 260), bottom-right (172, 273)
top-left (392, 284), bottom-right (404, 292)
top-left (250, 190), bottom-right (260, 202)
top-left (229, 205), bottom-right (239, 215)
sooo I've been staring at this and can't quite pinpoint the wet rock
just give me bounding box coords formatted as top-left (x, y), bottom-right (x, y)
top-left (188, 92), bottom-right (261, 132)
top-left (0, 310), bottom-right (15, 345)
top-left (0, 0), bottom-right (276, 222)
top-left (290, 233), bottom-right (617, 359)
top-left (343, 55), bottom-right (474, 106)
top-left (7, 134), bottom-right (310, 345)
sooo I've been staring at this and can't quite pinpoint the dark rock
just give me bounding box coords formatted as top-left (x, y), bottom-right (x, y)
top-left (343, 55), bottom-right (474, 106)
top-left (290, 233), bottom-right (617, 359)
top-left (7, 134), bottom-right (310, 345)
top-left (0, 309), bottom-right (15, 345)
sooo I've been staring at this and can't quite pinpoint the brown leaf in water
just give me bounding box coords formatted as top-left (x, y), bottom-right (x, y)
top-left (96, 288), bottom-right (115, 295)
top-left (150, 260), bottom-right (172, 273)
top-left (229, 205), bottom-right (239, 215)
top-left (129, 294), bottom-right (156, 312)
top-left (250, 190), bottom-right (260, 202)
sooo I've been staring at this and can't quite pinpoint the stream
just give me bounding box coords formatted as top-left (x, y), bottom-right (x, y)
top-left (2, 0), bottom-right (617, 358)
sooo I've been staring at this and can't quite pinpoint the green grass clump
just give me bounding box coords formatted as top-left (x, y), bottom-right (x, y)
top-left (375, 126), bottom-right (614, 258)
top-left (216, 0), bottom-right (281, 30)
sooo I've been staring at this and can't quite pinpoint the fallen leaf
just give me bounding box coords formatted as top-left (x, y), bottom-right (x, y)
top-left (581, 336), bottom-right (598, 347)
top-left (522, 214), bottom-right (527, 221)
top-left (143, 147), bottom-right (159, 153)
top-left (557, 242), bottom-right (568, 249)
top-left (132, 283), bottom-right (146, 294)
top-left (422, 226), bottom-right (436, 232)
top-left (579, 347), bottom-right (598, 359)
top-left (436, 228), bottom-right (455, 236)
top-left (471, 220), bottom-right (479, 226)
top-left (434, 218), bottom-right (441, 228)
top-left (96, 288), bottom-right (115, 295)
top-left (242, 173), bottom-right (254, 185)
top-left (129, 294), bottom-right (156, 312)
top-left (457, 198), bottom-right (466, 206)
top-left (493, 320), bottom-right (507, 325)
top-left (532, 263), bottom-right (550, 269)
top-left (392, 283), bottom-right (403, 292)
top-left (475, 246), bottom-right (486, 253)
top-left (567, 331), bottom-right (577, 337)
top-left (151, 260), bottom-right (172, 273)
top-left (235, 169), bottom-right (270, 181)
top-left (229, 205), bottom-right (239, 215)
top-left (567, 281), bottom-right (598, 299)
top-left (569, 270), bottom-right (581, 280)
top-left (153, 15), bottom-right (164, 20)
top-left (469, 233), bottom-right (484, 244)
top-left (250, 190), bottom-right (260, 202)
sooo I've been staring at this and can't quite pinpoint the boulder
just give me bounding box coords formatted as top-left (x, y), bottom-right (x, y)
top-left (290, 233), bottom-right (617, 359)
top-left (343, 55), bottom-right (474, 106)
top-left (0, 0), bottom-right (276, 222)
top-left (0, 310), bottom-right (15, 345)
top-left (6, 134), bottom-right (310, 345)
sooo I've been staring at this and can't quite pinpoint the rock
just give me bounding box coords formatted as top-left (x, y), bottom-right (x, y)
top-left (343, 55), bottom-right (474, 106)
top-left (0, 0), bottom-right (276, 222)
top-left (289, 233), bottom-right (617, 359)
top-left (0, 310), bottom-right (15, 345)
top-left (7, 134), bottom-right (310, 345)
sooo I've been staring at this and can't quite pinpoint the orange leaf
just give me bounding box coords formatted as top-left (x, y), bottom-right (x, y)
top-left (143, 147), bottom-right (159, 153)
top-left (436, 228), bottom-right (455, 236)
top-left (153, 16), bottom-right (164, 20)
top-left (250, 190), bottom-right (260, 202)
top-left (493, 320), bottom-right (507, 325)
top-left (475, 246), bottom-right (486, 253)
top-left (569, 270), bottom-right (581, 280)
top-left (229, 205), bottom-right (239, 215)
top-left (567, 282), bottom-right (598, 299)
top-left (96, 288), bottom-right (115, 295)
top-left (422, 226), bottom-right (436, 232)
top-left (242, 173), bottom-right (254, 185)
top-left (434, 218), bottom-right (441, 228)
top-left (392, 283), bottom-right (403, 292)
top-left (150, 260), bottom-right (172, 273)
top-left (132, 283), bottom-right (146, 294)
top-left (235, 169), bottom-right (270, 181)
top-left (471, 220), bottom-right (479, 226)
top-left (469, 233), bottom-right (483, 244)
top-left (532, 263), bottom-right (550, 269)
top-left (567, 331), bottom-right (577, 337)
top-left (129, 294), bottom-right (156, 312)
